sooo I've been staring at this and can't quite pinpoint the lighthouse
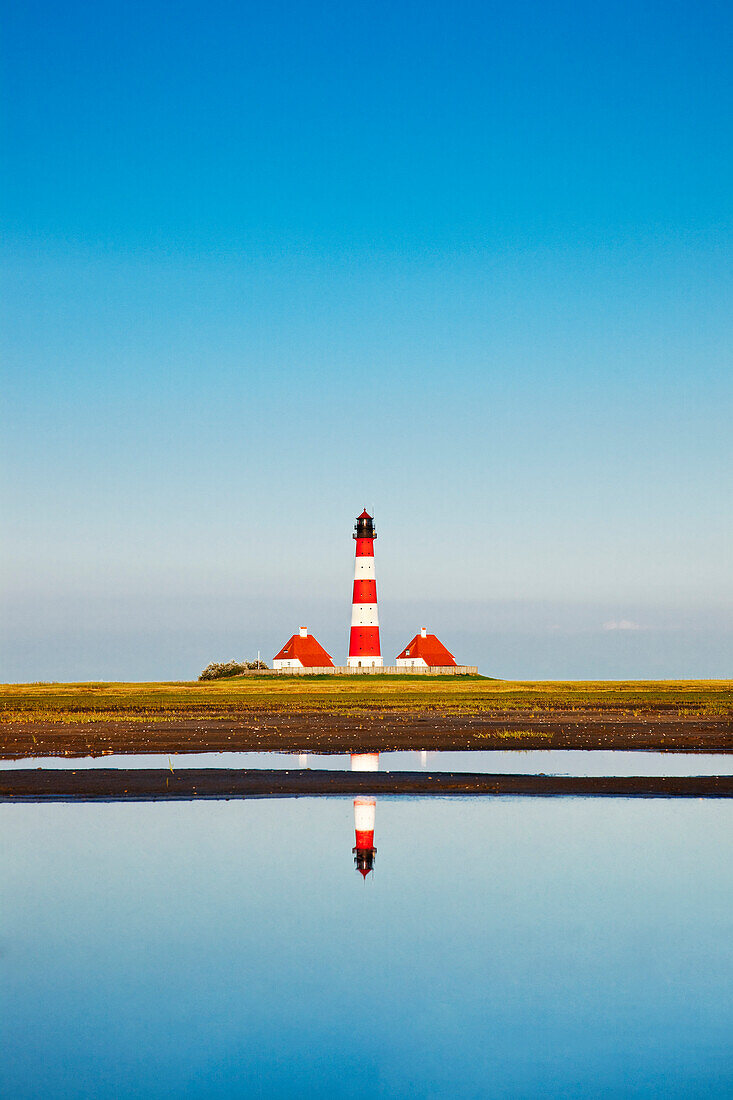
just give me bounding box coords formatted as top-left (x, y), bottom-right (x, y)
top-left (351, 753), bottom-right (378, 878)
top-left (348, 510), bottom-right (383, 668)
top-left (353, 798), bottom-right (377, 878)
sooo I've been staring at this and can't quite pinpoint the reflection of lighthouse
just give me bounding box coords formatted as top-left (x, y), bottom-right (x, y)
top-left (351, 753), bottom-right (378, 878)
top-left (348, 510), bottom-right (382, 667)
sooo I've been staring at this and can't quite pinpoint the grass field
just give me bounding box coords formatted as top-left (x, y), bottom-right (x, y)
top-left (1, 677), bottom-right (731, 725)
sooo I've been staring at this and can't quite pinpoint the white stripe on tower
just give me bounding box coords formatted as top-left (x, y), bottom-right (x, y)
top-left (354, 798), bottom-right (376, 833)
top-left (353, 557), bottom-right (376, 579)
top-left (351, 603), bottom-right (379, 626)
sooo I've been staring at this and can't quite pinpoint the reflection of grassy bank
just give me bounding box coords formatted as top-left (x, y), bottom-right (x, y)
top-left (4, 769), bottom-right (732, 802)
top-left (1, 678), bottom-right (731, 726)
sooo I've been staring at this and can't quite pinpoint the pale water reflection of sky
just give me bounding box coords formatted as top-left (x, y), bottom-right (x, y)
top-left (2, 797), bottom-right (732, 1098)
top-left (2, 749), bottom-right (729, 776)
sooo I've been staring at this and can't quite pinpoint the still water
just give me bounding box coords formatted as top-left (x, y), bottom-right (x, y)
top-left (2, 784), bottom-right (732, 1097)
top-left (1, 749), bottom-right (729, 775)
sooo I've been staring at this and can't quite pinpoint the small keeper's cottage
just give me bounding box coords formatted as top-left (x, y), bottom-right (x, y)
top-left (273, 627), bottom-right (334, 670)
top-left (395, 628), bottom-right (457, 669)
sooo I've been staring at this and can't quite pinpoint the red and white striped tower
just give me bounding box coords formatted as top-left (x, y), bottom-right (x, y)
top-left (353, 798), bottom-right (377, 878)
top-left (348, 509), bottom-right (382, 668)
top-left (351, 753), bottom-right (378, 878)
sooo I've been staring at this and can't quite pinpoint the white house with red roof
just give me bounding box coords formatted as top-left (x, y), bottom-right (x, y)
top-left (395, 628), bottom-right (457, 669)
top-left (273, 627), bottom-right (334, 670)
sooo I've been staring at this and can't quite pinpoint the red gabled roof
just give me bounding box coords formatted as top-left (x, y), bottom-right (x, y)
top-left (358, 509), bottom-right (372, 519)
top-left (273, 633), bottom-right (334, 667)
top-left (396, 633), bottom-right (457, 667)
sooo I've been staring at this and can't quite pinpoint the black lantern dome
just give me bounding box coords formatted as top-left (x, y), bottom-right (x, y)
top-left (354, 509), bottom-right (376, 540)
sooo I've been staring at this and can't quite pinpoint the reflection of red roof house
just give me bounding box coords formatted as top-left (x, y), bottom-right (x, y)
top-left (273, 627), bottom-right (334, 669)
top-left (395, 628), bottom-right (457, 668)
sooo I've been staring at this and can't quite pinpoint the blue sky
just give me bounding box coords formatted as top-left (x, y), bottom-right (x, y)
top-left (2, 0), bottom-right (732, 680)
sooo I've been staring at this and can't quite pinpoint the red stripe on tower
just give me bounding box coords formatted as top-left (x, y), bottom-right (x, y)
top-left (352, 579), bottom-right (377, 604)
top-left (348, 510), bottom-right (383, 668)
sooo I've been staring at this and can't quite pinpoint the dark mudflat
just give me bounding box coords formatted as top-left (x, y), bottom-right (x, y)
top-left (2, 711), bottom-right (732, 759)
top-left (1, 769), bottom-right (731, 801)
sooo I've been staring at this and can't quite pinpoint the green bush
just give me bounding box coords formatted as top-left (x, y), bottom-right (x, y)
top-left (198, 659), bottom-right (268, 681)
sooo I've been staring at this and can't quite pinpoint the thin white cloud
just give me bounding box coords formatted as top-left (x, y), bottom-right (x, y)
top-left (603, 619), bottom-right (641, 631)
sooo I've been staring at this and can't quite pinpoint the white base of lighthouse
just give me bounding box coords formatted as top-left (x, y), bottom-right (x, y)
top-left (347, 656), bottom-right (383, 668)
top-left (351, 753), bottom-right (380, 772)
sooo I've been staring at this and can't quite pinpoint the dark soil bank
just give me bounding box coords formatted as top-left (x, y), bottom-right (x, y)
top-left (2, 769), bottom-right (732, 801)
top-left (1, 708), bottom-right (731, 759)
